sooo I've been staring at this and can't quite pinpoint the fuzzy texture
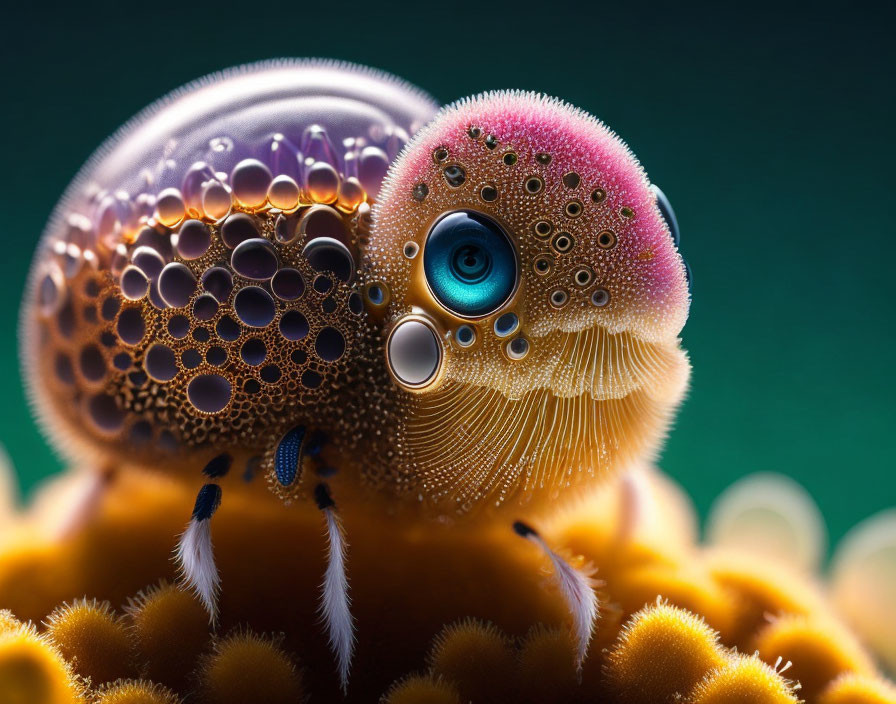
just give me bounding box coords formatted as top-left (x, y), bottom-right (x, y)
top-left (320, 507), bottom-right (355, 693)
top-left (174, 518), bottom-right (219, 623)
top-left (44, 598), bottom-right (134, 685)
top-left (373, 90), bottom-right (690, 345)
top-left (0, 465), bottom-right (893, 702)
top-left (519, 526), bottom-right (598, 670)
top-left (94, 680), bottom-right (181, 704)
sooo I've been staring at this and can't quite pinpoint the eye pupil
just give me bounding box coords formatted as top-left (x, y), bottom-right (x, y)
top-left (424, 210), bottom-right (517, 317)
top-left (451, 244), bottom-right (491, 282)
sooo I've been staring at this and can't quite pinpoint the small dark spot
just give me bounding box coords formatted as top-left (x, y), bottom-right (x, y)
top-left (534, 256), bottom-right (552, 275)
top-left (313, 275), bottom-right (333, 294)
top-left (467, 126), bottom-right (482, 139)
top-left (271, 268), bottom-right (305, 301)
top-left (480, 185), bottom-right (499, 202)
top-left (202, 267), bottom-right (234, 303)
top-left (565, 200), bottom-right (583, 218)
top-left (433, 147), bottom-right (449, 163)
top-left (192, 294), bottom-right (219, 322)
top-left (552, 232), bottom-right (575, 253)
top-left (187, 374), bottom-right (232, 414)
top-left (145, 344), bottom-right (178, 382)
top-left (315, 326), bottom-right (346, 362)
top-left (591, 288), bottom-right (611, 307)
top-left (303, 237), bottom-right (354, 283)
top-left (502, 152), bottom-right (518, 166)
top-left (598, 230), bottom-right (617, 249)
top-left (220, 212), bottom-right (260, 249)
top-left (234, 286), bottom-right (276, 328)
top-left (621, 206), bottom-right (635, 219)
top-left (366, 284), bottom-right (386, 305)
top-left (525, 176), bottom-right (543, 194)
top-left (574, 268), bottom-right (593, 286)
top-left (112, 352), bottom-right (132, 371)
top-left (535, 153), bottom-right (552, 165)
top-left (443, 164), bottom-right (466, 188)
top-left (509, 337), bottom-right (529, 358)
top-left (550, 289), bottom-right (569, 307)
top-left (412, 183), bottom-right (429, 202)
top-left (534, 221), bottom-right (552, 238)
top-left (484, 134), bottom-right (499, 150)
top-left (562, 172), bottom-right (581, 189)
top-left (591, 188), bottom-right (607, 203)
top-left (240, 338), bottom-right (267, 366)
top-left (168, 315), bottom-right (190, 339)
top-left (216, 315), bottom-right (241, 341)
top-left (513, 520), bottom-right (536, 537)
top-left (206, 346), bottom-right (227, 366)
top-left (101, 297), bottom-right (120, 321)
top-left (280, 310), bottom-right (309, 341)
top-left (116, 308), bottom-right (145, 346)
top-left (181, 349), bottom-right (202, 369)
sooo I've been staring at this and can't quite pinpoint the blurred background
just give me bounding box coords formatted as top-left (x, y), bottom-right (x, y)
top-left (0, 1), bottom-right (893, 549)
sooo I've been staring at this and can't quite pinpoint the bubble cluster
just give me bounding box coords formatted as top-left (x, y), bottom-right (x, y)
top-left (23, 61), bottom-right (437, 477)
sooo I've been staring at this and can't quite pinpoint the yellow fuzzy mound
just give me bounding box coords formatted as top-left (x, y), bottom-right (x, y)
top-left (0, 465), bottom-right (892, 703)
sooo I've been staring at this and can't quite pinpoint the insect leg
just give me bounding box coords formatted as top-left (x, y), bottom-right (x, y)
top-left (174, 453), bottom-right (233, 623)
top-left (315, 481), bottom-right (355, 693)
top-left (513, 520), bottom-right (598, 673)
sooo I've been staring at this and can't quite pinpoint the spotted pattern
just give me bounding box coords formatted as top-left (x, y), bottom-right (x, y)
top-left (28, 190), bottom-right (379, 470)
top-left (24, 74), bottom-right (689, 516)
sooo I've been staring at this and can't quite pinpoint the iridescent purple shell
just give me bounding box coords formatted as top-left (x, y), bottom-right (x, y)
top-left (22, 60), bottom-right (437, 465)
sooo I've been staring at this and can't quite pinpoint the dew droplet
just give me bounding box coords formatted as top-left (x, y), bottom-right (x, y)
top-left (231, 238), bottom-right (279, 280)
top-left (176, 219), bottom-right (211, 259)
top-left (158, 263), bottom-right (197, 308)
top-left (231, 158), bottom-right (273, 209)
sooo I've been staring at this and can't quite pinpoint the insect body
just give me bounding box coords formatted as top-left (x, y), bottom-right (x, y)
top-left (23, 61), bottom-right (436, 508)
top-left (21, 60), bottom-right (691, 685)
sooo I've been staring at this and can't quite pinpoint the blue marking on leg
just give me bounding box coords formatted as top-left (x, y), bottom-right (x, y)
top-left (275, 426), bottom-right (306, 487)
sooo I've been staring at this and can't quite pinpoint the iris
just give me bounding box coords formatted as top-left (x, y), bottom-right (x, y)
top-left (423, 210), bottom-right (517, 317)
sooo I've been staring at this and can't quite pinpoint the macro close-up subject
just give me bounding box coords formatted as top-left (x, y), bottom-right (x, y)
top-left (0, 5), bottom-right (894, 703)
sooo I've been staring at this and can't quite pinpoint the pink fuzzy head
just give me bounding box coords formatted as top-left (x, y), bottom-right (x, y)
top-left (372, 90), bottom-right (690, 345)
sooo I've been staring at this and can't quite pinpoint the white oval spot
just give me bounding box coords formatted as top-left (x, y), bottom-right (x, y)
top-left (387, 319), bottom-right (441, 388)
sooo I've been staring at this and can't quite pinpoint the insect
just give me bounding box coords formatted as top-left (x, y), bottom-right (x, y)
top-left (21, 60), bottom-right (691, 687)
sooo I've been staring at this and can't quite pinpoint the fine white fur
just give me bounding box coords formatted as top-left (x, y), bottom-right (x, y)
top-left (320, 508), bottom-right (355, 693)
top-left (175, 518), bottom-right (220, 623)
top-left (528, 532), bottom-right (598, 671)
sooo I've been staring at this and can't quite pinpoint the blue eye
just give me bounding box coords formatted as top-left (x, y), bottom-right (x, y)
top-left (423, 210), bottom-right (517, 317)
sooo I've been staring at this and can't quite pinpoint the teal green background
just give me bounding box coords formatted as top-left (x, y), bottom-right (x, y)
top-left (1, 2), bottom-right (893, 549)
